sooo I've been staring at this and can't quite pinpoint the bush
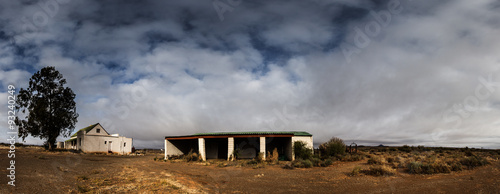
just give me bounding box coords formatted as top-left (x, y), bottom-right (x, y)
top-left (350, 166), bottom-right (362, 176)
top-left (342, 154), bottom-right (364, 162)
top-left (464, 149), bottom-right (474, 157)
top-left (432, 161), bottom-right (451, 173)
top-left (255, 152), bottom-right (265, 162)
top-left (292, 159), bottom-right (313, 168)
top-left (294, 141), bottom-right (313, 160)
top-left (184, 150), bottom-right (199, 162)
top-left (450, 161), bottom-right (463, 171)
top-left (407, 161), bottom-right (423, 174)
top-left (324, 159), bottom-right (333, 166)
top-left (364, 165), bottom-right (396, 176)
top-left (302, 159), bottom-right (313, 168)
top-left (319, 137), bottom-right (346, 157)
top-left (311, 158), bottom-right (322, 167)
top-left (232, 149), bottom-right (240, 160)
top-left (367, 156), bottom-right (384, 165)
top-left (266, 148), bottom-right (279, 163)
top-left (460, 156), bottom-right (489, 169)
top-left (399, 145), bottom-right (412, 153)
top-left (408, 161), bottom-right (452, 174)
top-left (282, 162), bottom-right (294, 169)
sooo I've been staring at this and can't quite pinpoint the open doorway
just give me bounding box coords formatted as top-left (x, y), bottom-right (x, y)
top-left (108, 141), bottom-right (112, 153)
top-left (205, 138), bottom-right (228, 159)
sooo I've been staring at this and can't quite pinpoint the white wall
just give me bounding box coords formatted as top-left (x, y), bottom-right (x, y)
top-left (81, 135), bottom-right (132, 154)
top-left (85, 125), bottom-right (109, 136)
top-left (165, 139), bottom-right (184, 156)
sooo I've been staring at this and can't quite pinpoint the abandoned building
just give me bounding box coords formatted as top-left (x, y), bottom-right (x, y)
top-left (164, 131), bottom-right (313, 161)
top-left (62, 123), bottom-right (133, 155)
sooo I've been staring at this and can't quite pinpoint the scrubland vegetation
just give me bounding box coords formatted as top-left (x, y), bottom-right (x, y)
top-left (350, 145), bottom-right (497, 176)
top-left (157, 138), bottom-right (499, 178)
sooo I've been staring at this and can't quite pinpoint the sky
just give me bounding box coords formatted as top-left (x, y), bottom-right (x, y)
top-left (1, 0), bottom-right (500, 149)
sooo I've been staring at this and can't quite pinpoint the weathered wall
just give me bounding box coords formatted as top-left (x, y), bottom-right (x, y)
top-left (85, 125), bottom-right (109, 136)
top-left (119, 137), bottom-right (133, 154)
top-left (81, 135), bottom-right (132, 154)
top-left (82, 135), bottom-right (110, 153)
top-left (165, 139), bottom-right (184, 156)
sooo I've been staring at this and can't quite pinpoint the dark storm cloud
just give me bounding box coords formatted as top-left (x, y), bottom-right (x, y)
top-left (0, 0), bottom-right (499, 149)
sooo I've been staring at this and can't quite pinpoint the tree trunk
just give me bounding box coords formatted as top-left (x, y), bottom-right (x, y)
top-left (48, 139), bottom-right (56, 151)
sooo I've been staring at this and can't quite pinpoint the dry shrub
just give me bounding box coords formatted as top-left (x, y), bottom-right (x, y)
top-left (407, 161), bottom-right (423, 174)
top-left (407, 160), bottom-right (451, 174)
top-left (367, 155), bottom-right (385, 165)
top-left (363, 165), bottom-right (396, 176)
top-left (266, 148), bottom-right (279, 163)
top-left (399, 145), bottom-right (412, 153)
top-left (255, 152), bottom-right (265, 162)
top-left (184, 150), bottom-right (199, 162)
top-left (460, 156), bottom-right (489, 169)
top-left (324, 159), bottom-right (333, 166)
top-left (450, 161), bottom-right (463, 171)
top-left (342, 154), bottom-right (364, 162)
top-left (292, 159), bottom-right (313, 168)
top-left (282, 162), bottom-right (294, 169)
top-left (349, 166), bottom-right (362, 176)
top-left (431, 161), bottom-right (451, 173)
top-left (311, 158), bottom-right (322, 167)
top-left (319, 137), bottom-right (346, 157)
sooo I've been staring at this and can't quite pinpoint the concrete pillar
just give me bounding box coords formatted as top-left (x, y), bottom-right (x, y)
top-left (198, 138), bottom-right (206, 161)
top-left (228, 137), bottom-right (234, 161)
top-left (164, 139), bottom-right (168, 160)
top-left (259, 137), bottom-right (266, 160)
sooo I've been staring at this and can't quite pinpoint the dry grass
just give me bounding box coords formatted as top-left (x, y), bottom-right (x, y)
top-left (367, 155), bottom-right (384, 165)
top-left (363, 165), bottom-right (396, 176)
top-left (266, 148), bottom-right (279, 163)
top-left (359, 146), bottom-right (494, 175)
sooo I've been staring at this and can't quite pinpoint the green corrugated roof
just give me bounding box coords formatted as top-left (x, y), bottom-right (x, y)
top-left (70, 123), bottom-right (99, 138)
top-left (192, 131), bottom-right (312, 136)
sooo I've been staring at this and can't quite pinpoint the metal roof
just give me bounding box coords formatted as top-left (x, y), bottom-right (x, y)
top-left (166, 131), bottom-right (312, 139)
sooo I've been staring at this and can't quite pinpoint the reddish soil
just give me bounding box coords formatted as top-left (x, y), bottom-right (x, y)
top-left (1, 147), bottom-right (499, 193)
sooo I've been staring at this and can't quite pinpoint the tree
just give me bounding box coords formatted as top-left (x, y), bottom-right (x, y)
top-left (319, 137), bottom-right (346, 157)
top-left (293, 141), bottom-right (313, 160)
top-left (15, 66), bottom-right (78, 150)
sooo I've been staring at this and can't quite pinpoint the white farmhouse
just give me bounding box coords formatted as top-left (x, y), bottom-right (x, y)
top-left (64, 123), bottom-right (133, 155)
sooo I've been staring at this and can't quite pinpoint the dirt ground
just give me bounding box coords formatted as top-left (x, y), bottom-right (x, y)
top-left (1, 147), bottom-right (499, 193)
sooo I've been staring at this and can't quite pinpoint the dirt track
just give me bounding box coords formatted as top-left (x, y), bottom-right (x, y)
top-left (1, 147), bottom-right (499, 193)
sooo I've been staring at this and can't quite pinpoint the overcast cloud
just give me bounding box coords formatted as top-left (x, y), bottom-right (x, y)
top-left (1, 0), bottom-right (500, 148)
